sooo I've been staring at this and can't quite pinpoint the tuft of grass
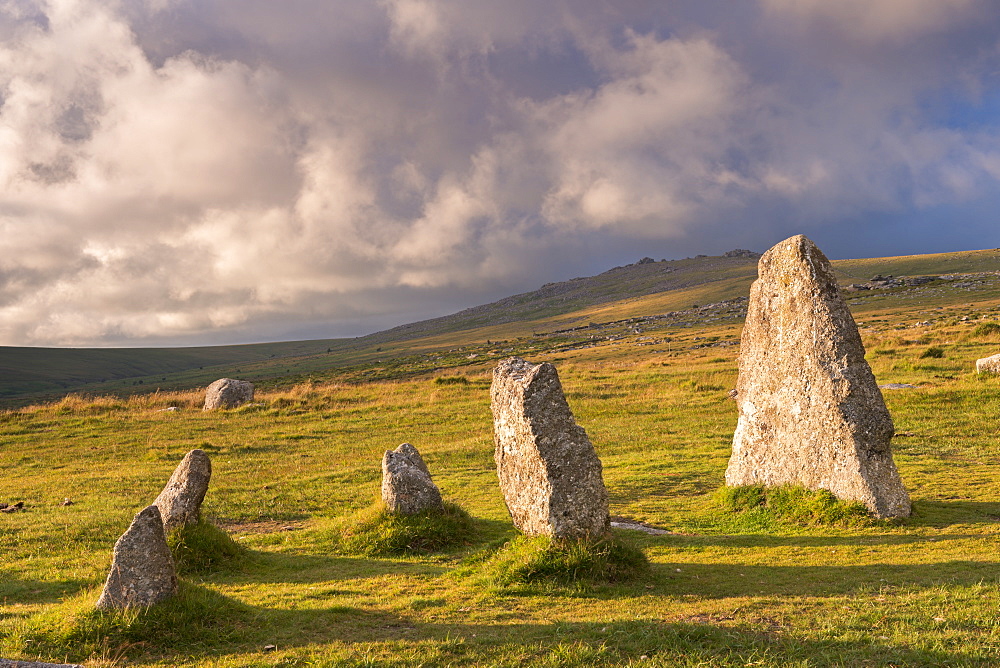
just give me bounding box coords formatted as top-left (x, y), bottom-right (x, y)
top-left (919, 345), bottom-right (945, 359)
top-left (470, 534), bottom-right (649, 587)
top-left (166, 521), bottom-right (248, 575)
top-left (715, 484), bottom-right (874, 527)
top-left (0, 582), bottom-right (257, 662)
top-left (971, 322), bottom-right (1000, 338)
top-left (434, 375), bottom-right (471, 385)
top-left (334, 502), bottom-right (479, 556)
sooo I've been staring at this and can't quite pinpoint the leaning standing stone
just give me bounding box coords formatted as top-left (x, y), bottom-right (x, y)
top-left (976, 353), bottom-right (1000, 374)
top-left (203, 378), bottom-right (254, 410)
top-left (154, 449), bottom-right (212, 534)
top-left (726, 235), bottom-right (911, 518)
top-left (95, 505), bottom-right (178, 610)
top-left (491, 357), bottom-right (610, 538)
top-left (381, 443), bottom-right (443, 515)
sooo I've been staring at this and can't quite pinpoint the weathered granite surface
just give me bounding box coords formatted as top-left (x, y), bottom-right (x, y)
top-left (154, 448), bottom-right (212, 534)
top-left (491, 357), bottom-right (610, 538)
top-left (726, 235), bottom-right (911, 519)
top-left (976, 353), bottom-right (1000, 374)
top-left (381, 443), bottom-right (443, 515)
top-left (203, 378), bottom-right (254, 410)
top-left (95, 505), bottom-right (178, 610)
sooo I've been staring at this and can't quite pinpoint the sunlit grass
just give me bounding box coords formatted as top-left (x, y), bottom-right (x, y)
top-left (5, 280), bottom-right (1000, 665)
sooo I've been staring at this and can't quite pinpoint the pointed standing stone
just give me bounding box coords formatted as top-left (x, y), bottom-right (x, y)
top-left (154, 449), bottom-right (212, 534)
top-left (381, 443), bottom-right (444, 515)
top-left (203, 378), bottom-right (254, 410)
top-left (491, 357), bottom-right (610, 538)
top-left (726, 235), bottom-right (911, 518)
top-left (96, 505), bottom-right (178, 610)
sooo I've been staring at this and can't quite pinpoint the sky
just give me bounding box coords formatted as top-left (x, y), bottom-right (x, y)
top-left (4, 0), bottom-right (1000, 347)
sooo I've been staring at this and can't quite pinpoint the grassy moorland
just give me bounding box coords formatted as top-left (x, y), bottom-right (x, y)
top-left (5, 246), bottom-right (1000, 408)
top-left (3, 256), bottom-right (1000, 665)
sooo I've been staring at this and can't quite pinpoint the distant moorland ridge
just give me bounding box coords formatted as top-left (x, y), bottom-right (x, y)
top-left (2, 246), bottom-right (1000, 406)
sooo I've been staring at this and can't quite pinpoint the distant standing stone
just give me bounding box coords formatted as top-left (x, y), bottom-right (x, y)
top-left (726, 235), bottom-right (911, 518)
top-left (381, 443), bottom-right (443, 514)
top-left (154, 449), bottom-right (212, 533)
top-left (491, 357), bottom-right (610, 538)
top-left (976, 354), bottom-right (1000, 374)
top-left (95, 505), bottom-right (178, 610)
top-left (203, 378), bottom-right (254, 410)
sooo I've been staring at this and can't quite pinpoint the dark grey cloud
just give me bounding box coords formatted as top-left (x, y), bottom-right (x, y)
top-left (2, 0), bottom-right (1000, 346)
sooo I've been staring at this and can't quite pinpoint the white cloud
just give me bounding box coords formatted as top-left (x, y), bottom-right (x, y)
top-left (538, 33), bottom-right (747, 233)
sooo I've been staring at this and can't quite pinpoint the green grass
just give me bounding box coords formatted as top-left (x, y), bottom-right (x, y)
top-left (971, 322), bottom-right (1000, 338)
top-left (167, 521), bottom-right (249, 575)
top-left (7, 253), bottom-right (1000, 664)
top-left (715, 485), bottom-right (876, 528)
top-left (332, 502), bottom-right (480, 556)
top-left (920, 345), bottom-right (946, 359)
top-left (0, 581), bottom-right (258, 662)
top-left (467, 534), bottom-right (649, 588)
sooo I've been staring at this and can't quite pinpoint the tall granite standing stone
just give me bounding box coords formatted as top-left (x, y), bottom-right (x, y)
top-left (203, 378), bottom-right (254, 410)
top-left (154, 449), bottom-right (212, 534)
top-left (726, 235), bottom-right (911, 518)
top-left (381, 443), bottom-right (443, 515)
top-left (95, 505), bottom-right (178, 610)
top-left (491, 357), bottom-right (610, 538)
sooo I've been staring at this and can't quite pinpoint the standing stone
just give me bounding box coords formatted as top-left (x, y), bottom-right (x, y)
top-left (381, 443), bottom-right (443, 515)
top-left (491, 357), bottom-right (610, 538)
top-left (153, 449), bottom-right (212, 534)
top-left (976, 353), bottom-right (1000, 374)
top-left (95, 505), bottom-right (178, 610)
top-left (726, 235), bottom-right (911, 518)
top-left (203, 378), bottom-right (254, 410)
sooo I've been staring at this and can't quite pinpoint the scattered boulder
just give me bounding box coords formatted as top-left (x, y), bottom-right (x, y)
top-left (724, 249), bottom-right (762, 259)
top-left (976, 354), bottom-right (1000, 374)
top-left (95, 505), bottom-right (178, 610)
top-left (381, 443), bottom-right (443, 515)
top-left (726, 235), bottom-right (911, 519)
top-left (154, 449), bottom-right (212, 534)
top-left (491, 357), bottom-right (610, 538)
top-left (0, 501), bottom-right (23, 513)
top-left (203, 378), bottom-right (254, 410)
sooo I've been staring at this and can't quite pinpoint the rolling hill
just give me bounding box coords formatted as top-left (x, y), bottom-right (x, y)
top-left (3, 246), bottom-right (1000, 406)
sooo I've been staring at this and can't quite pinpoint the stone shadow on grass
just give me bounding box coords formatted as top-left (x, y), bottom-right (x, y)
top-left (0, 578), bottom-right (93, 609)
top-left (906, 499), bottom-right (1000, 527)
top-left (171, 616), bottom-right (994, 666)
top-left (11, 585), bottom-right (994, 666)
top-left (642, 532), bottom-right (986, 550)
top-left (396, 619), bottom-right (992, 667)
top-left (646, 560), bottom-right (1000, 599)
top-left (207, 550), bottom-right (449, 587)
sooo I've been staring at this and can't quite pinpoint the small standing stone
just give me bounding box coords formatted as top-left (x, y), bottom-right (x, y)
top-left (726, 235), bottom-right (910, 518)
top-left (381, 443), bottom-right (443, 515)
top-left (95, 505), bottom-right (178, 610)
top-left (976, 353), bottom-right (1000, 374)
top-left (203, 378), bottom-right (254, 410)
top-left (491, 357), bottom-right (610, 538)
top-left (154, 449), bottom-right (212, 534)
